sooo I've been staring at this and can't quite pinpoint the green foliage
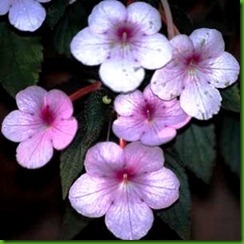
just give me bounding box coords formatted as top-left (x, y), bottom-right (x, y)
top-left (63, 202), bottom-right (90, 239)
top-left (46, 0), bottom-right (70, 29)
top-left (60, 89), bottom-right (113, 199)
top-left (53, 1), bottom-right (87, 56)
top-left (157, 152), bottom-right (191, 240)
top-left (219, 114), bottom-right (240, 176)
top-left (0, 23), bottom-right (43, 96)
top-left (221, 83), bottom-right (240, 113)
top-left (173, 122), bottom-right (216, 183)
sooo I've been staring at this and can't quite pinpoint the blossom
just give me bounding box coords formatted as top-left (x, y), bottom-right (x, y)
top-left (1, 86), bottom-right (78, 169)
top-left (70, 0), bottom-right (172, 93)
top-left (112, 85), bottom-right (190, 146)
top-left (150, 28), bottom-right (240, 120)
top-left (0, 0), bottom-right (51, 32)
top-left (69, 141), bottom-right (179, 240)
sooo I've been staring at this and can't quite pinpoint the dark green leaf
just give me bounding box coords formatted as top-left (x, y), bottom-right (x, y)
top-left (46, 0), bottom-right (69, 29)
top-left (157, 151), bottom-right (191, 240)
top-left (63, 202), bottom-right (90, 239)
top-left (0, 23), bottom-right (43, 96)
top-left (60, 89), bottom-right (113, 199)
top-left (173, 122), bottom-right (216, 183)
top-left (53, 1), bottom-right (87, 56)
top-left (219, 115), bottom-right (240, 176)
top-left (221, 83), bottom-right (240, 113)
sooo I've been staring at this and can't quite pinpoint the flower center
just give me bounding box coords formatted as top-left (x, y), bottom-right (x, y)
top-left (40, 105), bottom-right (54, 126)
top-left (116, 24), bottom-right (136, 46)
top-left (116, 168), bottom-right (134, 183)
top-left (143, 103), bottom-right (154, 121)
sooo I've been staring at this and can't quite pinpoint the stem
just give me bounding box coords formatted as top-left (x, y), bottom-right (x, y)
top-left (119, 138), bottom-right (127, 148)
top-left (69, 81), bottom-right (101, 102)
top-left (160, 0), bottom-right (179, 39)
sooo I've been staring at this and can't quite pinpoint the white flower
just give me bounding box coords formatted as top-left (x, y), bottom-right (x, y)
top-left (70, 0), bottom-right (172, 93)
top-left (0, 0), bottom-right (52, 32)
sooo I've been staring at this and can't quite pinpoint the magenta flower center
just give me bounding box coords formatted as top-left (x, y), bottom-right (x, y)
top-left (142, 103), bottom-right (155, 121)
top-left (115, 23), bottom-right (139, 45)
top-left (40, 105), bottom-right (55, 126)
top-left (116, 168), bottom-right (135, 183)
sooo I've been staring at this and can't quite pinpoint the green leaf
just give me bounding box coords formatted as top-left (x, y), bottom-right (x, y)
top-left (219, 115), bottom-right (240, 176)
top-left (46, 0), bottom-right (69, 29)
top-left (173, 122), bottom-right (216, 183)
top-left (0, 23), bottom-right (43, 96)
top-left (157, 151), bottom-right (191, 240)
top-left (63, 202), bottom-right (90, 240)
top-left (53, 1), bottom-right (87, 56)
top-left (60, 89), bottom-right (113, 199)
top-left (221, 83), bottom-right (240, 113)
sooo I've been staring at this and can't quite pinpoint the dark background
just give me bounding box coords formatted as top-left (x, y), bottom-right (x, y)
top-left (0, 0), bottom-right (240, 240)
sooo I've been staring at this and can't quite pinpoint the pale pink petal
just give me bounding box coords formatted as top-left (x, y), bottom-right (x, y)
top-left (9, 0), bottom-right (46, 31)
top-left (180, 76), bottom-right (222, 120)
top-left (105, 185), bottom-right (154, 240)
top-left (84, 142), bottom-right (124, 178)
top-left (133, 168), bottom-right (180, 209)
top-left (16, 130), bottom-right (53, 169)
top-left (70, 27), bottom-right (110, 66)
top-left (50, 117), bottom-right (78, 150)
top-left (0, 0), bottom-right (11, 15)
top-left (114, 90), bottom-right (144, 116)
top-left (88, 0), bottom-right (127, 34)
top-left (112, 116), bottom-right (146, 142)
top-left (69, 174), bottom-right (118, 218)
top-left (45, 89), bottom-right (74, 119)
top-left (202, 52), bottom-right (240, 88)
top-left (124, 142), bottom-right (164, 173)
top-left (1, 110), bottom-right (44, 142)
top-left (190, 28), bottom-right (225, 59)
top-left (127, 2), bottom-right (161, 35)
top-left (134, 33), bottom-right (172, 69)
top-left (99, 53), bottom-right (144, 93)
top-left (16, 86), bottom-right (46, 114)
top-left (141, 124), bottom-right (176, 146)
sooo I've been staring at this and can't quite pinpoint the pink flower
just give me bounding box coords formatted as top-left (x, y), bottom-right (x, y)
top-left (70, 0), bottom-right (172, 93)
top-left (0, 0), bottom-right (52, 32)
top-left (69, 141), bottom-right (179, 240)
top-left (1, 86), bottom-right (78, 169)
top-left (112, 85), bottom-right (190, 146)
top-left (150, 28), bottom-right (240, 120)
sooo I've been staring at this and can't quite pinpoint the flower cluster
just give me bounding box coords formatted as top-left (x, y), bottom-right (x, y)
top-left (1, 0), bottom-right (240, 241)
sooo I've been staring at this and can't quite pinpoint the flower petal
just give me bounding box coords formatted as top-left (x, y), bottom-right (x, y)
top-left (69, 174), bottom-right (117, 218)
top-left (180, 76), bottom-right (222, 120)
top-left (127, 2), bottom-right (161, 35)
top-left (190, 28), bottom-right (225, 59)
top-left (16, 130), bottom-right (53, 169)
top-left (37, 0), bottom-right (52, 3)
top-left (70, 27), bottom-right (110, 66)
top-left (88, 0), bottom-right (127, 34)
top-left (50, 117), bottom-right (78, 150)
top-left (0, 0), bottom-right (11, 15)
top-left (9, 0), bottom-right (46, 31)
top-left (203, 52), bottom-right (240, 88)
top-left (114, 90), bottom-right (144, 116)
top-left (133, 168), bottom-right (180, 209)
top-left (99, 52), bottom-right (144, 93)
top-left (135, 33), bottom-right (172, 69)
top-left (16, 86), bottom-right (46, 114)
top-left (105, 185), bottom-right (154, 240)
top-left (124, 142), bottom-right (165, 173)
top-left (112, 116), bottom-right (146, 142)
top-left (1, 110), bottom-right (44, 142)
top-left (141, 124), bottom-right (176, 146)
top-left (84, 142), bottom-right (124, 177)
top-left (46, 89), bottom-right (74, 119)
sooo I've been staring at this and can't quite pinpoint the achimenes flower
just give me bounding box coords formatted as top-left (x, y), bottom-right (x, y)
top-left (1, 86), bottom-right (78, 169)
top-left (0, 0), bottom-right (51, 32)
top-left (69, 141), bottom-right (179, 240)
top-left (151, 28), bottom-right (240, 120)
top-left (112, 85), bottom-right (190, 146)
top-left (70, 0), bottom-right (172, 93)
